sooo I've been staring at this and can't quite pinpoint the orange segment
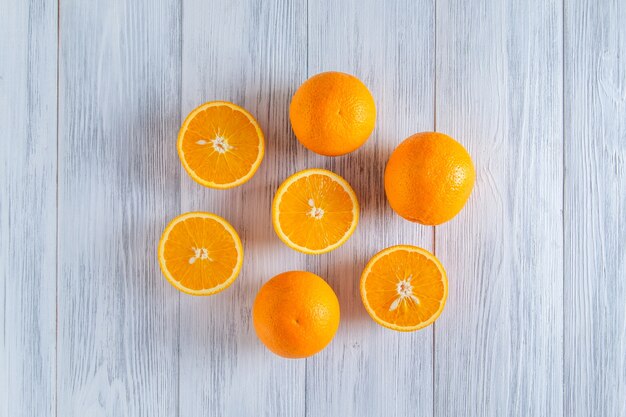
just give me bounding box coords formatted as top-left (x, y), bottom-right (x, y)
top-left (360, 245), bottom-right (448, 331)
top-left (272, 169), bottom-right (359, 255)
top-left (178, 101), bottom-right (264, 189)
top-left (158, 212), bottom-right (243, 296)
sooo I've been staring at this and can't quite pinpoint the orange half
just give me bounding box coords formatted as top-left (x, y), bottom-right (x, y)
top-left (178, 101), bottom-right (264, 189)
top-left (158, 212), bottom-right (243, 296)
top-left (272, 169), bottom-right (359, 255)
top-left (360, 245), bottom-right (448, 331)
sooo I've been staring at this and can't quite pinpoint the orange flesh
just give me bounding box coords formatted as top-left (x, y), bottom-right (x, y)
top-left (179, 104), bottom-right (263, 186)
top-left (361, 247), bottom-right (447, 329)
top-left (161, 216), bottom-right (240, 291)
top-left (277, 173), bottom-right (356, 251)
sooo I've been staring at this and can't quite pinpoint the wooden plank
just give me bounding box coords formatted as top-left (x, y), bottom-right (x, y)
top-left (434, 0), bottom-right (563, 415)
top-left (57, 0), bottom-right (181, 415)
top-left (305, 1), bottom-right (434, 416)
top-left (564, 1), bottom-right (626, 416)
top-left (0, 1), bottom-right (58, 416)
top-left (178, 1), bottom-right (307, 415)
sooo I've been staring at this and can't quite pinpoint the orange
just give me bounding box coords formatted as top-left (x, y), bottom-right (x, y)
top-left (252, 271), bottom-right (340, 358)
top-left (384, 132), bottom-right (475, 225)
top-left (360, 245), bottom-right (448, 332)
top-left (272, 168), bottom-right (359, 254)
top-left (289, 71), bottom-right (376, 156)
top-left (158, 212), bottom-right (243, 296)
top-left (178, 101), bottom-right (264, 189)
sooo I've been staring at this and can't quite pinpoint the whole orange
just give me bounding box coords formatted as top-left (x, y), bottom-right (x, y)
top-left (384, 132), bottom-right (475, 225)
top-left (252, 271), bottom-right (340, 358)
top-left (289, 71), bottom-right (376, 156)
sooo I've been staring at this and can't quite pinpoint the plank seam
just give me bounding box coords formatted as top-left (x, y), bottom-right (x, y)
top-left (561, 0), bottom-right (566, 414)
top-left (304, 1), bottom-right (309, 416)
top-left (177, 0), bottom-right (184, 416)
top-left (55, 0), bottom-right (60, 415)
top-left (432, 0), bottom-right (437, 415)
top-left (305, 0), bottom-right (309, 79)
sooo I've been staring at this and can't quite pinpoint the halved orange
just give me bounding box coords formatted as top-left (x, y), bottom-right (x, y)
top-left (360, 245), bottom-right (448, 331)
top-left (178, 101), bottom-right (264, 189)
top-left (272, 168), bottom-right (359, 255)
top-left (158, 212), bottom-right (243, 296)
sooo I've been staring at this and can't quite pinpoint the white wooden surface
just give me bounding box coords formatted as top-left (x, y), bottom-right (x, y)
top-left (435, 0), bottom-right (564, 415)
top-left (1, 0), bottom-right (625, 416)
top-left (57, 0), bottom-right (180, 416)
top-left (565, 1), bottom-right (626, 415)
top-left (1, 1), bottom-right (57, 417)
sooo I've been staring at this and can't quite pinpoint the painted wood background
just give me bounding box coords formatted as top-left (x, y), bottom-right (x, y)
top-left (1, 0), bottom-right (624, 416)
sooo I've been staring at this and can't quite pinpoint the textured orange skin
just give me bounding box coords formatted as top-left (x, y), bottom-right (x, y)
top-left (252, 271), bottom-right (340, 358)
top-left (384, 132), bottom-right (475, 225)
top-left (289, 72), bottom-right (376, 156)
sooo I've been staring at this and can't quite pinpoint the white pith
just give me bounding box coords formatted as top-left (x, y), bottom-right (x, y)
top-left (307, 198), bottom-right (325, 219)
top-left (189, 247), bottom-right (213, 264)
top-left (196, 135), bottom-right (234, 154)
top-left (389, 274), bottom-right (420, 311)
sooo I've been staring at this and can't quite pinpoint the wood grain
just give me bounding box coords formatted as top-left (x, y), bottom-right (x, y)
top-left (57, 0), bottom-right (181, 416)
top-left (5, 0), bottom-right (626, 415)
top-left (434, 0), bottom-right (564, 415)
top-left (178, 1), bottom-right (307, 415)
top-left (305, 1), bottom-right (435, 416)
top-left (0, 1), bottom-right (58, 417)
top-left (564, 1), bottom-right (626, 416)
